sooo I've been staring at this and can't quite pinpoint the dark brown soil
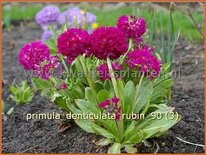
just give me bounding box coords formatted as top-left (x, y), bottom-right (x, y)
top-left (2, 23), bottom-right (205, 153)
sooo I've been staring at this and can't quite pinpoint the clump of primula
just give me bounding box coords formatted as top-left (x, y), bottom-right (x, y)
top-left (90, 27), bottom-right (128, 60)
top-left (18, 41), bottom-right (50, 70)
top-left (117, 15), bottom-right (146, 42)
top-left (18, 12), bottom-right (179, 154)
top-left (126, 49), bottom-right (162, 79)
top-left (57, 28), bottom-right (91, 61)
top-left (35, 5), bottom-right (60, 26)
top-left (98, 97), bottom-right (121, 121)
top-left (97, 62), bottom-right (123, 80)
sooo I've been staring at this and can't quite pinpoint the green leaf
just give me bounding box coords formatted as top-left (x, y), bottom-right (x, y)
top-left (85, 87), bottom-right (97, 104)
top-left (46, 39), bottom-right (57, 55)
top-left (66, 103), bottom-right (95, 133)
top-left (134, 81), bottom-right (153, 113)
top-left (124, 145), bottom-right (137, 153)
top-left (104, 80), bottom-right (114, 97)
top-left (97, 119), bottom-right (119, 140)
top-left (95, 138), bottom-right (112, 146)
top-left (137, 107), bottom-right (181, 139)
top-left (75, 99), bottom-right (99, 114)
top-left (123, 80), bottom-right (135, 113)
top-left (54, 97), bottom-right (70, 111)
top-left (91, 123), bottom-right (115, 139)
top-left (107, 143), bottom-right (122, 154)
top-left (123, 121), bottom-right (136, 139)
top-left (94, 81), bottom-right (104, 92)
top-left (75, 119), bottom-right (96, 133)
top-left (10, 85), bottom-right (18, 94)
top-left (124, 130), bottom-right (147, 144)
top-left (116, 79), bottom-right (124, 99)
top-left (97, 90), bottom-right (109, 103)
top-left (31, 77), bottom-right (53, 90)
top-left (152, 79), bottom-right (172, 98)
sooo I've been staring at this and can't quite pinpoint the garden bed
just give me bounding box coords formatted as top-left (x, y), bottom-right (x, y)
top-left (2, 23), bottom-right (204, 153)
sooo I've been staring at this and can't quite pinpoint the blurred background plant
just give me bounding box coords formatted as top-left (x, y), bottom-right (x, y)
top-left (2, 2), bottom-right (204, 41)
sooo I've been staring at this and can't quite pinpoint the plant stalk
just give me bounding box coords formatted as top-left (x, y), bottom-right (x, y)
top-left (106, 57), bottom-right (119, 98)
top-left (106, 57), bottom-right (124, 142)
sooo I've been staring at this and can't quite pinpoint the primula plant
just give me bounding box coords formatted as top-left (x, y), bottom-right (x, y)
top-left (17, 5), bottom-right (181, 153)
top-left (10, 81), bottom-right (34, 105)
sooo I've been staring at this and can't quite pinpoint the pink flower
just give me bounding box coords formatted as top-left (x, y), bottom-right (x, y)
top-left (117, 15), bottom-right (146, 42)
top-left (18, 41), bottom-right (50, 70)
top-left (98, 99), bottom-right (111, 108)
top-left (126, 49), bottom-right (162, 79)
top-left (96, 62), bottom-right (123, 80)
top-left (90, 27), bottom-right (128, 60)
top-left (34, 56), bottom-right (60, 80)
top-left (57, 28), bottom-right (91, 60)
top-left (140, 45), bottom-right (155, 53)
top-left (98, 98), bottom-right (121, 121)
top-left (111, 97), bottom-right (120, 106)
top-left (60, 82), bottom-right (68, 90)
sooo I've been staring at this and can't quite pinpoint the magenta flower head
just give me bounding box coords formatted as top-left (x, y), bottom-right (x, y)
top-left (57, 28), bottom-right (91, 60)
top-left (35, 5), bottom-right (60, 26)
top-left (126, 48), bottom-right (162, 79)
top-left (90, 27), bottom-right (128, 60)
top-left (18, 41), bottom-right (50, 70)
top-left (117, 15), bottom-right (146, 42)
top-left (96, 62), bottom-right (123, 80)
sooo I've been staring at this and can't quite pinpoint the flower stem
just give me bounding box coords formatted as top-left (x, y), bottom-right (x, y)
top-left (121, 39), bottom-right (133, 62)
top-left (134, 73), bottom-right (144, 101)
top-left (106, 57), bottom-right (119, 98)
top-left (106, 57), bottom-right (124, 142)
top-left (61, 58), bottom-right (69, 78)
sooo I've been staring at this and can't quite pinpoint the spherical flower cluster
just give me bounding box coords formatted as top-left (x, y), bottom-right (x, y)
top-left (90, 27), bottom-right (128, 60)
top-left (126, 49), bottom-right (162, 79)
top-left (57, 7), bottom-right (96, 27)
top-left (117, 15), bottom-right (146, 42)
top-left (18, 41), bottom-right (50, 70)
top-left (41, 30), bottom-right (53, 42)
top-left (98, 97), bottom-right (121, 121)
top-left (34, 56), bottom-right (60, 80)
top-left (35, 5), bottom-right (60, 26)
top-left (97, 62), bottom-right (123, 80)
top-left (57, 28), bottom-right (91, 60)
